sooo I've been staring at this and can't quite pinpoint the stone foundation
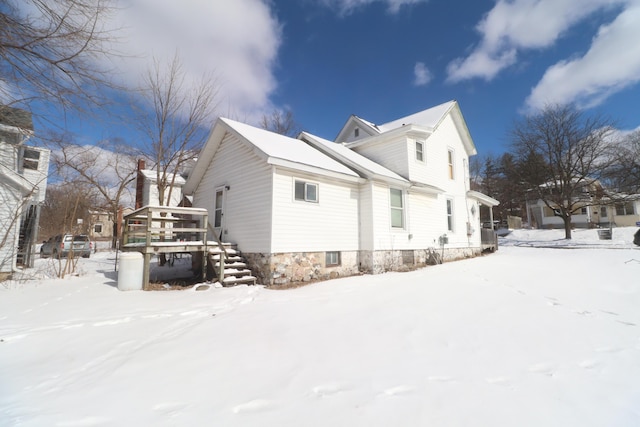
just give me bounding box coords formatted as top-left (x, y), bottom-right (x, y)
top-left (244, 251), bottom-right (359, 287)
top-left (243, 247), bottom-right (483, 287)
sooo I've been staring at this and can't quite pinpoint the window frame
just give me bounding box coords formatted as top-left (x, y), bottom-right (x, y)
top-left (22, 148), bottom-right (40, 171)
top-left (390, 188), bottom-right (405, 229)
top-left (446, 198), bottom-right (454, 232)
top-left (325, 251), bottom-right (341, 267)
top-left (615, 202), bottom-right (635, 216)
top-left (447, 148), bottom-right (455, 180)
top-left (94, 224), bottom-right (103, 234)
top-left (415, 141), bottom-right (425, 162)
top-left (294, 180), bottom-right (319, 203)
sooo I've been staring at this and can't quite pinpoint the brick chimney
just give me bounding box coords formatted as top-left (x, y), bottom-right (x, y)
top-left (135, 159), bottom-right (145, 209)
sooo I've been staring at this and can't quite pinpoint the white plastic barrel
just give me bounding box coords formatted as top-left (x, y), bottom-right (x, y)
top-left (118, 252), bottom-right (144, 291)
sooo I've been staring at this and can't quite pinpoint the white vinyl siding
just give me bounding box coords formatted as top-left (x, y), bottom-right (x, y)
top-left (351, 138), bottom-right (409, 179)
top-left (192, 133), bottom-right (273, 253)
top-left (0, 188), bottom-right (21, 273)
top-left (272, 170), bottom-right (359, 253)
top-left (406, 115), bottom-right (468, 195)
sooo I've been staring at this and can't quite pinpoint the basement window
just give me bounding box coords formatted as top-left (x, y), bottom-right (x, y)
top-left (295, 180), bottom-right (318, 203)
top-left (326, 251), bottom-right (341, 266)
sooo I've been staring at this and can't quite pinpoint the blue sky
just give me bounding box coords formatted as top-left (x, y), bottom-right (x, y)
top-left (24, 0), bottom-right (640, 156)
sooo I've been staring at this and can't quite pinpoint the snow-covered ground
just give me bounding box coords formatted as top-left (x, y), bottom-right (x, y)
top-left (1, 228), bottom-right (639, 426)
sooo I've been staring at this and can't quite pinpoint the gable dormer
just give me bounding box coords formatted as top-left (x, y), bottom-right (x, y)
top-left (335, 115), bottom-right (381, 143)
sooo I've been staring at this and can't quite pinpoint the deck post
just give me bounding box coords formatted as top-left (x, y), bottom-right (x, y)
top-left (218, 250), bottom-right (225, 284)
top-left (143, 252), bottom-right (151, 290)
top-left (203, 213), bottom-right (208, 283)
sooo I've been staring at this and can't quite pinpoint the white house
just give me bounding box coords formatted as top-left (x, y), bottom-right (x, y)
top-left (0, 106), bottom-right (50, 277)
top-left (525, 179), bottom-right (640, 229)
top-left (184, 101), bottom-right (498, 286)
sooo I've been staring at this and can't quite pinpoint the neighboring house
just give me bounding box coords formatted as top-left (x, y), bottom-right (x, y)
top-left (89, 209), bottom-right (115, 241)
top-left (184, 100), bottom-right (498, 286)
top-left (526, 180), bottom-right (640, 229)
top-left (137, 168), bottom-right (186, 208)
top-left (0, 106), bottom-right (50, 277)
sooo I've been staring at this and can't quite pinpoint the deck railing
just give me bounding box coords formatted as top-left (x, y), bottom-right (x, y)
top-left (123, 205), bottom-right (209, 247)
top-left (481, 228), bottom-right (498, 251)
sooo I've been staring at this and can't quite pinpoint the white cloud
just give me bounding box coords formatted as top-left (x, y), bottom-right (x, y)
top-left (320, 0), bottom-right (427, 15)
top-left (104, 0), bottom-right (282, 122)
top-left (525, 2), bottom-right (640, 110)
top-left (446, 0), bottom-right (628, 83)
top-left (413, 62), bottom-right (432, 86)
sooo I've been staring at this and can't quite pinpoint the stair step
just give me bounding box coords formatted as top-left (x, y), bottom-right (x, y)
top-left (222, 275), bottom-right (257, 286)
top-left (214, 261), bottom-right (247, 269)
top-left (224, 268), bottom-right (252, 277)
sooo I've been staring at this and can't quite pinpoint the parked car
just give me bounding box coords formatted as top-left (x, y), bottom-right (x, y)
top-left (40, 234), bottom-right (92, 258)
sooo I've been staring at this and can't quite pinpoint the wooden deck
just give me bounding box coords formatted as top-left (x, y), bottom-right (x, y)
top-left (122, 206), bottom-right (214, 289)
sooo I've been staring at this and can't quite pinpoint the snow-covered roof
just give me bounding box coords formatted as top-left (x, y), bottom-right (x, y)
top-left (140, 169), bottom-right (186, 186)
top-left (220, 118), bottom-right (359, 178)
top-left (376, 100), bottom-right (455, 133)
top-left (184, 118), bottom-right (362, 194)
top-left (300, 132), bottom-right (408, 184)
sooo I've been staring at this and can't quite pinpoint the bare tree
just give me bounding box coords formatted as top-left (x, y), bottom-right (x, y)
top-left (38, 181), bottom-right (96, 278)
top-left (135, 53), bottom-right (219, 207)
top-left (0, 0), bottom-right (117, 109)
top-left (49, 135), bottom-right (137, 248)
top-left (510, 104), bottom-right (616, 239)
top-left (603, 129), bottom-right (640, 194)
top-left (260, 109), bottom-right (300, 137)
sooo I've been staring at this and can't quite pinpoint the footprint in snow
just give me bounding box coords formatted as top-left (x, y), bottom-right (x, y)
top-left (153, 401), bottom-right (189, 416)
top-left (382, 385), bottom-right (416, 396)
top-left (312, 383), bottom-right (349, 397)
top-left (485, 376), bottom-right (514, 387)
top-left (579, 359), bottom-right (602, 370)
top-left (616, 320), bottom-right (636, 326)
top-left (573, 310), bottom-right (594, 316)
top-left (92, 317), bottom-right (131, 327)
top-left (232, 399), bottom-right (275, 414)
top-left (528, 363), bottom-right (555, 376)
top-left (600, 310), bottom-right (619, 316)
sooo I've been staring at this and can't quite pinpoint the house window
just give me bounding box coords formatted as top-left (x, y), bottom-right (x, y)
top-left (600, 206), bottom-right (608, 218)
top-left (446, 199), bottom-right (454, 231)
top-left (580, 207), bottom-right (588, 215)
top-left (23, 149), bottom-right (40, 170)
top-left (295, 180), bottom-right (318, 203)
top-left (94, 224), bottom-right (103, 234)
top-left (615, 202), bottom-right (635, 216)
top-left (390, 188), bottom-right (404, 228)
top-left (354, 128), bottom-right (359, 138)
top-left (416, 141), bottom-right (424, 162)
top-left (447, 149), bottom-right (454, 179)
top-left (326, 251), bottom-right (341, 266)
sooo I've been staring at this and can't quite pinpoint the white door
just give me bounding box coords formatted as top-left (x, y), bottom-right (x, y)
top-left (213, 187), bottom-right (225, 239)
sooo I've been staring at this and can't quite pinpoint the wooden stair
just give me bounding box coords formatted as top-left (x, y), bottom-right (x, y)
top-left (208, 243), bottom-right (257, 286)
